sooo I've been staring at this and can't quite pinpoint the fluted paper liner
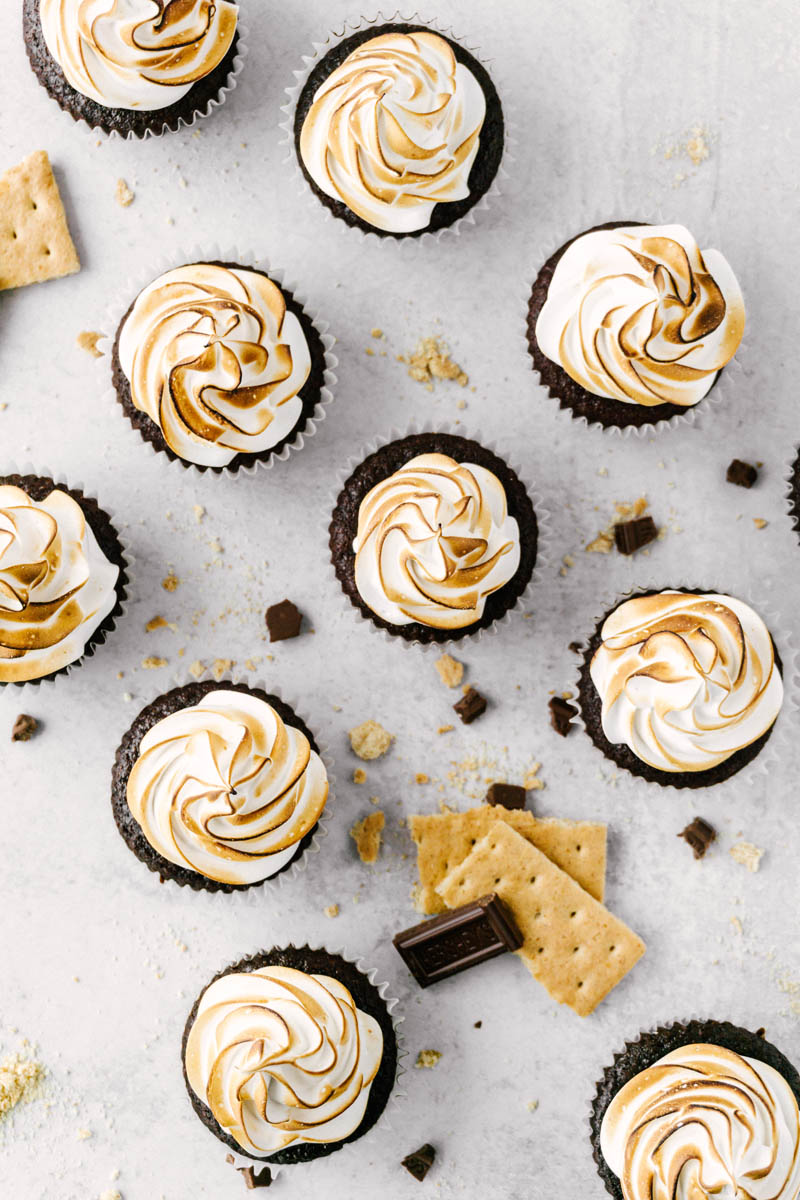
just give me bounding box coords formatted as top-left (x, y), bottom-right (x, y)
top-left (99, 245), bottom-right (338, 478)
top-left (783, 445), bottom-right (800, 544)
top-left (326, 419), bottom-right (553, 650)
top-left (279, 10), bottom-right (513, 247)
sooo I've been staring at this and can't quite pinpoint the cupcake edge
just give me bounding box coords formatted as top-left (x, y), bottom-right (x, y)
top-left (110, 679), bottom-right (330, 894)
top-left (22, 0), bottom-right (246, 139)
top-left (589, 1019), bottom-right (800, 1200)
top-left (108, 257), bottom-right (336, 474)
top-left (285, 19), bottom-right (505, 240)
top-left (575, 586), bottom-right (785, 789)
top-left (181, 945), bottom-right (400, 1165)
top-left (0, 472), bottom-right (129, 688)
top-left (786, 447), bottom-right (800, 542)
top-left (328, 429), bottom-right (540, 645)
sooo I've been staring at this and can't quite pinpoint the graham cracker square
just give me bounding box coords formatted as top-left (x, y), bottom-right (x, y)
top-left (408, 805), bottom-right (606, 914)
top-left (436, 822), bottom-right (644, 1017)
top-left (0, 151), bottom-right (80, 291)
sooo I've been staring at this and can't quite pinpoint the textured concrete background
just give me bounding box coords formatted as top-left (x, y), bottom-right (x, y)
top-left (1, 2), bottom-right (799, 1197)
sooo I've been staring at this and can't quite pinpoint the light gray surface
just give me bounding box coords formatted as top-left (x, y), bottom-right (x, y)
top-left (1, 2), bottom-right (799, 1197)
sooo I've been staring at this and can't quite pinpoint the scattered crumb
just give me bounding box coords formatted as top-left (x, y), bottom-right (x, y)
top-left (435, 653), bottom-right (464, 689)
top-left (189, 660), bottom-right (204, 679)
top-left (76, 330), bottom-right (104, 358)
top-left (350, 811), bottom-right (385, 863)
top-left (211, 658), bottom-right (233, 681)
top-left (404, 337), bottom-right (468, 388)
top-left (730, 841), bottom-right (764, 873)
top-left (415, 773), bottom-right (429, 785)
top-left (77, 1128), bottom-right (92, 1140)
top-left (523, 762), bottom-right (544, 791)
top-left (162, 572), bottom-right (179, 592)
top-left (415, 1049), bottom-right (441, 1070)
top-left (686, 128), bottom-right (710, 166)
top-left (353, 768), bottom-right (367, 785)
top-left (0, 1051), bottom-right (46, 1121)
top-left (349, 719), bottom-right (393, 761)
top-left (193, 505), bottom-right (205, 523)
top-left (145, 615), bottom-right (169, 633)
top-left (99, 1191), bottom-right (122, 1200)
top-left (141, 656), bottom-right (167, 669)
top-left (115, 178), bottom-right (134, 207)
top-left (438, 724), bottom-right (455, 735)
top-left (753, 518), bottom-right (768, 530)
top-left (586, 497), bottom-right (649, 553)
top-left (323, 904), bottom-right (339, 919)
top-left (371, 327), bottom-right (384, 339)
top-left (730, 916), bottom-right (743, 936)
top-left (526, 1100), bottom-right (540, 1113)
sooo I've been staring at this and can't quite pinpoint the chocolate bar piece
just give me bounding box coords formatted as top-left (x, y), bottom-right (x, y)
top-left (237, 1165), bottom-right (273, 1189)
top-left (402, 1143), bottom-right (436, 1182)
top-left (454, 687), bottom-right (487, 724)
top-left (393, 893), bottom-right (522, 988)
top-left (11, 714), bottom-right (38, 742)
top-left (486, 782), bottom-right (526, 810)
top-left (678, 816), bottom-right (717, 859)
top-left (727, 459), bottom-right (758, 488)
top-left (614, 516), bottom-right (658, 555)
top-left (548, 696), bottom-right (577, 736)
top-left (265, 598), bottom-right (302, 642)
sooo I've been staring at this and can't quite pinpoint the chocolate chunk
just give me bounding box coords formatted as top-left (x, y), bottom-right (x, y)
top-left (402, 1143), bottom-right (436, 1182)
top-left (265, 598), bottom-right (302, 642)
top-left (393, 893), bottom-right (522, 988)
top-left (568, 641), bottom-right (583, 654)
top-left (486, 782), bottom-right (526, 810)
top-left (237, 1165), bottom-right (273, 1189)
top-left (727, 459), bottom-right (758, 488)
top-left (474, 1020), bottom-right (482, 1029)
top-left (11, 714), bottom-right (38, 742)
top-left (678, 817), bottom-right (717, 859)
top-left (548, 696), bottom-right (577, 737)
top-left (454, 687), bottom-right (487, 724)
top-left (614, 515), bottom-right (658, 555)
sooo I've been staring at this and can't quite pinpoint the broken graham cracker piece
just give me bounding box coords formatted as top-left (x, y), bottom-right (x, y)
top-left (409, 806), bottom-right (606, 915)
top-left (0, 151), bottom-right (80, 290)
top-left (437, 823), bottom-right (645, 1017)
top-left (349, 719), bottom-right (393, 760)
top-left (435, 653), bottom-right (464, 689)
top-left (351, 811), bottom-right (384, 863)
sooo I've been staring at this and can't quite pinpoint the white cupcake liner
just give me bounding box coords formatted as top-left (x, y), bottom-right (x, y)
top-left (279, 10), bottom-right (513, 248)
top-left (782, 445), bottom-right (800, 543)
top-left (0, 462), bottom-right (133, 694)
top-left (325, 419), bottom-right (553, 651)
top-left (570, 580), bottom-right (797, 794)
top-left (522, 205), bottom-right (749, 438)
top-left (193, 942), bottom-right (404, 1182)
top-left (98, 245), bottom-right (338, 479)
top-left (113, 666), bottom-right (334, 898)
top-left (34, 14), bottom-right (249, 142)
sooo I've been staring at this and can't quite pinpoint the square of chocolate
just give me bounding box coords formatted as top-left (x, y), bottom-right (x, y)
top-left (548, 696), bottom-right (577, 737)
top-left (393, 893), bottom-right (522, 988)
top-left (485, 783), bottom-right (526, 810)
top-left (614, 516), bottom-right (658, 555)
top-left (726, 459), bottom-right (758, 488)
top-left (265, 599), bottom-right (302, 642)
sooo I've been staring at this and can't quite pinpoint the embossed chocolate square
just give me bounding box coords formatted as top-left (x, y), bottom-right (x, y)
top-left (393, 894), bottom-right (522, 988)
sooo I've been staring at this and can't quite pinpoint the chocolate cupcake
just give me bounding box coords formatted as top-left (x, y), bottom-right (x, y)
top-left (590, 1020), bottom-right (800, 1200)
top-left (526, 222), bottom-right (745, 430)
top-left (111, 681), bottom-right (329, 893)
top-left (787, 447), bottom-right (800, 542)
top-left (329, 432), bottom-right (538, 645)
top-left (110, 261), bottom-right (332, 473)
top-left (291, 22), bottom-right (504, 238)
top-left (24, 0), bottom-right (243, 138)
top-left (577, 588), bottom-right (784, 788)
top-left (182, 946), bottom-right (398, 1164)
top-left (0, 474), bottom-right (127, 686)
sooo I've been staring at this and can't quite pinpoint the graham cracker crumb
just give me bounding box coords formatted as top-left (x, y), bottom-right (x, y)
top-left (189, 660), bottom-right (204, 679)
top-left (0, 1051), bottom-right (46, 1120)
top-left (753, 518), bottom-right (768, 530)
top-left (415, 773), bottom-right (430, 785)
top-left (145, 615), bottom-right (168, 633)
top-left (323, 904), bottom-right (339, 919)
top-left (115, 178), bottom-right (134, 208)
top-left (438, 724), bottom-right (455, 735)
top-left (77, 1127), bottom-right (92, 1140)
top-left (435, 653), bottom-right (464, 689)
top-left (212, 658), bottom-right (233, 681)
top-left (730, 841), bottom-right (764, 873)
top-left (161, 572), bottom-right (179, 592)
top-left (353, 768), bottom-right (367, 785)
top-left (76, 330), bottom-right (104, 358)
top-left (686, 128), bottom-right (710, 166)
top-left (526, 1099), bottom-right (540, 1112)
top-left (415, 1049), bottom-right (441, 1070)
top-left (371, 327), bottom-right (384, 339)
top-left (730, 916), bottom-right (743, 936)
top-left (349, 719), bottom-right (393, 761)
top-left (193, 504), bottom-right (205, 523)
top-left (141, 656), bottom-right (167, 669)
top-left (586, 496), bottom-right (650, 553)
top-left (523, 763), bottom-right (544, 791)
top-left (99, 1191), bottom-right (122, 1200)
top-left (406, 337), bottom-right (468, 388)
top-left (350, 811), bottom-right (385, 863)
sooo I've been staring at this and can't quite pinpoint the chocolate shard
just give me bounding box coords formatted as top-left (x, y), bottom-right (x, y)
top-left (485, 782), bottom-right (526, 810)
top-left (454, 687), bottom-right (487, 724)
top-left (11, 714), bottom-right (38, 742)
top-left (237, 1165), bottom-right (273, 1189)
top-left (265, 598), bottom-right (302, 642)
top-left (393, 893), bottom-right (523, 988)
top-left (401, 1143), bottom-right (436, 1182)
top-left (568, 640), bottom-right (583, 654)
top-left (727, 458), bottom-right (758, 488)
top-left (678, 817), bottom-right (717, 860)
top-left (614, 515), bottom-right (658, 555)
top-left (548, 696), bottom-right (577, 737)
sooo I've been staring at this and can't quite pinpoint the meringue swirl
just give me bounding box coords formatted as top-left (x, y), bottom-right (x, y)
top-left (0, 485), bottom-right (119, 684)
top-left (126, 690), bottom-right (328, 885)
top-left (589, 592), bottom-right (782, 773)
top-left (184, 964), bottom-right (384, 1156)
top-left (39, 0), bottom-right (238, 112)
top-left (299, 30), bottom-right (486, 233)
top-left (535, 224), bottom-right (745, 407)
top-left (601, 1043), bottom-right (800, 1200)
top-left (117, 263), bottom-right (312, 468)
top-left (353, 452), bottom-right (521, 630)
